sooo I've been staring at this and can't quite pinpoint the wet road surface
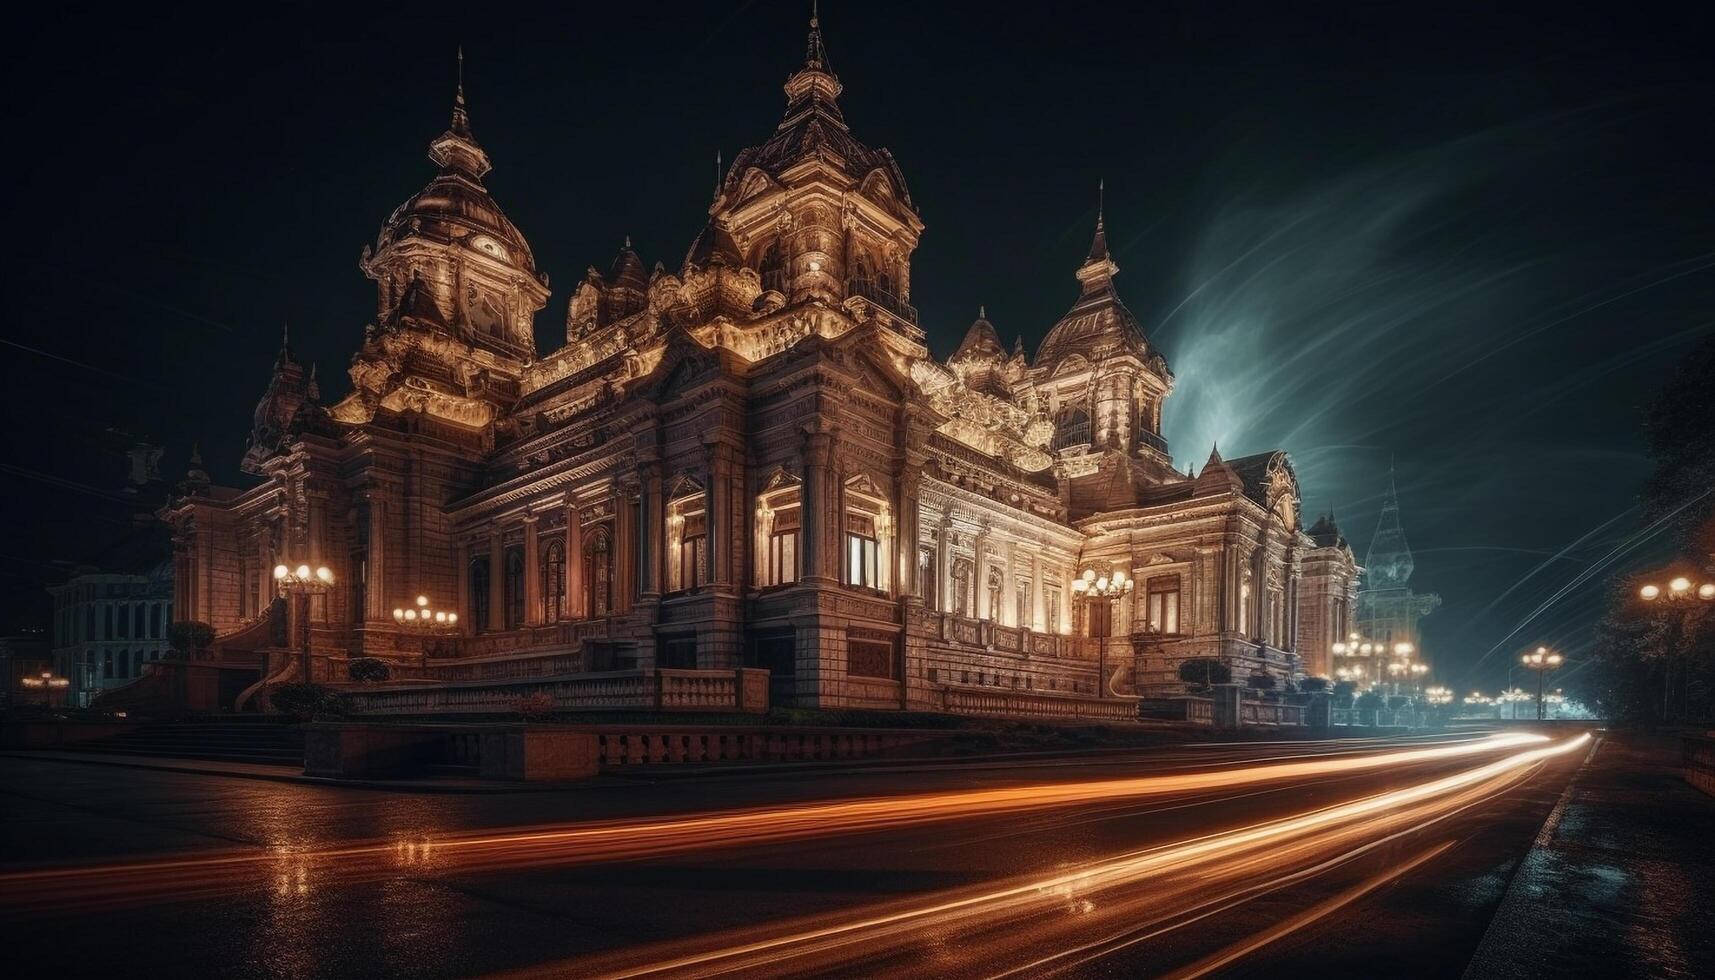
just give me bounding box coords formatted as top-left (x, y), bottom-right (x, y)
top-left (1, 730), bottom-right (1591, 978)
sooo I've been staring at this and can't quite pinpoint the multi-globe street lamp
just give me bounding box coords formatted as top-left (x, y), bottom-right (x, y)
top-left (1072, 565), bottom-right (1133, 699)
top-left (394, 594), bottom-right (460, 656)
top-left (274, 561), bottom-right (333, 683)
top-left (1519, 646), bottom-right (1563, 722)
top-left (1638, 572), bottom-right (1715, 723)
top-left (19, 670), bottom-right (71, 708)
top-left (1424, 685), bottom-right (1453, 707)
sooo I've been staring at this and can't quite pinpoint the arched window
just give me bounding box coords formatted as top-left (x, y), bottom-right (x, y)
top-left (585, 528), bottom-right (613, 618)
top-left (542, 541), bottom-right (565, 624)
top-left (504, 546), bottom-right (525, 629)
top-left (757, 477), bottom-right (801, 588)
top-left (1051, 404), bottom-right (1091, 451)
top-left (469, 556), bottom-right (491, 632)
top-left (667, 480), bottom-right (708, 593)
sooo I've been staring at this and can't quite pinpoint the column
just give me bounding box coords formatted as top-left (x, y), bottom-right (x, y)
top-left (523, 514), bottom-right (542, 626)
top-left (455, 540), bottom-right (470, 635)
top-left (1029, 551), bottom-right (1043, 632)
top-left (896, 468), bottom-right (921, 600)
top-left (566, 502), bottom-right (584, 619)
top-left (801, 429), bottom-right (837, 584)
top-left (487, 527), bottom-right (504, 633)
top-left (974, 535), bottom-right (990, 620)
top-left (365, 498), bottom-right (386, 623)
top-left (1002, 541), bottom-right (1016, 627)
top-left (640, 463), bottom-right (664, 599)
top-left (615, 485), bottom-right (636, 613)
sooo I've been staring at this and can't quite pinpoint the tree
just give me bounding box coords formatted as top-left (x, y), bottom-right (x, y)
top-left (347, 657), bottom-right (391, 683)
top-left (1179, 659), bottom-right (1232, 689)
top-left (167, 621), bottom-right (216, 660)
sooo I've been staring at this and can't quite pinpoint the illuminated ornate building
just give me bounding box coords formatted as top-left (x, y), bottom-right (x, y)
top-left (155, 14), bottom-right (1355, 716)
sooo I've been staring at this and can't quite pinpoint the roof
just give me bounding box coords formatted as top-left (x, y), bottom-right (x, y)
top-left (1035, 213), bottom-right (1150, 370)
top-left (950, 309), bottom-right (1006, 363)
top-left (721, 13), bottom-right (915, 210)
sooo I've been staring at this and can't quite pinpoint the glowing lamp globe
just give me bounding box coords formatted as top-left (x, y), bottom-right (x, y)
top-left (1671, 576), bottom-right (1691, 594)
top-left (273, 564), bottom-right (289, 580)
top-left (1701, 583), bottom-right (1715, 601)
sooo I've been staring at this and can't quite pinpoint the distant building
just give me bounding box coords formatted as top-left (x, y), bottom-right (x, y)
top-left (46, 437), bottom-right (176, 707)
top-left (1356, 473), bottom-right (1440, 671)
top-left (1295, 513), bottom-right (1361, 679)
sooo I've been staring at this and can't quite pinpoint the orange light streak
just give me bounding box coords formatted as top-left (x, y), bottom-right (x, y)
top-left (0, 732), bottom-right (1554, 917)
top-left (516, 732), bottom-right (1590, 979)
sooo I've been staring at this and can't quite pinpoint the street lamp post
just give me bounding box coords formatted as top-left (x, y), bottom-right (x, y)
top-left (1072, 565), bottom-right (1134, 699)
top-left (1519, 646), bottom-right (1563, 722)
top-left (393, 594), bottom-right (459, 658)
top-left (1638, 573), bottom-right (1715, 724)
top-left (274, 561), bottom-right (333, 684)
top-left (19, 670), bottom-right (71, 708)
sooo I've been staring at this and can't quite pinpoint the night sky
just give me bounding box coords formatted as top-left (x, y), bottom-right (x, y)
top-left (7, 1), bottom-right (1712, 695)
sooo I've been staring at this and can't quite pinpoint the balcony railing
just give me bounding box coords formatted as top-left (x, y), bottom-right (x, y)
top-left (846, 277), bottom-right (919, 325)
top-left (1137, 430), bottom-right (1169, 455)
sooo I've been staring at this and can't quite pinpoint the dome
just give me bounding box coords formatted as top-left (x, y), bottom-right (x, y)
top-left (607, 239), bottom-right (647, 289)
top-left (377, 171), bottom-right (537, 273)
top-left (1035, 213), bottom-right (1152, 372)
top-left (950, 308), bottom-right (1006, 364)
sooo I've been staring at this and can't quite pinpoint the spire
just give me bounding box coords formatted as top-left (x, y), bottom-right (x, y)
top-left (1075, 181), bottom-right (1119, 292)
top-left (276, 320), bottom-right (295, 366)
top-left (1365, 467), bottom-right (1416, 588)
top-left (714, 149), bottom-right (722, 197)
top-left (783, 2), bottom-right (843, 109)
top-left (450, 46), bottom-right (471, 138)
top-left (805, 1), bottom-right (831, 71)
top-left (428, 48), bottom-right (491, 179)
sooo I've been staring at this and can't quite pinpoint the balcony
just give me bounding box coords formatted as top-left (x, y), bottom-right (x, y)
top-left (1137, 429), bottom-right (1169, 455)
top-left (845, 277), bottom-right (919, 326)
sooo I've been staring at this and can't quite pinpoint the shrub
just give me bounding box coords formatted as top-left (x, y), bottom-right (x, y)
top-left (1355, 691), bottom-right (1384, 713)
top-left (347, 657), bottom-right (391, 683)
top-left (1178, 658), bottom-right (1232, 687)
top-left (1246, 671), bottom-right (1277, 691)
top-left (1387, 695), bottom-right (1413, 711)
top-left (269, 682), bottom-right (342, 720)
top-left (1299, 677), bottom-right (1330, 693)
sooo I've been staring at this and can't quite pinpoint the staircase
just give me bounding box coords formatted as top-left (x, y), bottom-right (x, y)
top-left (64, 717), bottom-right (305, 767)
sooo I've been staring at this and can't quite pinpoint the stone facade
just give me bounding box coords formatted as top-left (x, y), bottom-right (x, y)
top-left (162, 14), bottom-right (1356, 714)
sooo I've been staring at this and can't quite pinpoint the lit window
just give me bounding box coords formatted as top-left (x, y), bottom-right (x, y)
top-left (846, 515), bottom-right (878, 589)
top-left (1147, 576), bottom-right (1181, 635)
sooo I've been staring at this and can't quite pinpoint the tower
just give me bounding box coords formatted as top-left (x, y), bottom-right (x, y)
top-left (1356, 471), bottom-right (1441, 661)
top-left (705, 8), bottom-right (924, 320)
top-left (1034, 194), bottom-right (1174, 466)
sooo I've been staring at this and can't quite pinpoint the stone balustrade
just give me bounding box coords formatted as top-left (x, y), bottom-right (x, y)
top-left (590, 727), bottom-right (941, 767)
top-left (340, 667), bottom-right (769, 716)
top-left (939, 684), bottom-right (1139, 723)
top-left (927, 613), bottom-right (1096, 660)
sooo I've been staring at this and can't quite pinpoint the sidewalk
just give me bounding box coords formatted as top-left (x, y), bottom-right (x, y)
top-left (1464, 733), bottom-right (1715, 979)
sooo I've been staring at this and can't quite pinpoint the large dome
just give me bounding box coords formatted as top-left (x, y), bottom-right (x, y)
top-left (1035, 212), bottom-right (1160, 375)
top-left (377, 171), bottom-right (537, 273)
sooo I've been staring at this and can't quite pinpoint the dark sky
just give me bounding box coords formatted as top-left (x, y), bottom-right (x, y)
top-left (6, 1), bottom-right (1712, 694)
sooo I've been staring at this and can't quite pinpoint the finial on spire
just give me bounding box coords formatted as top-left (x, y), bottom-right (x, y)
top-left (714, 149), bottom-right (722, 196)
top-left (1098, 178), bottom-right (1105, 227)
top-left (979, 304), bottom-right (986, 319)
top-left (624, 234), bottom-right (632, 249)
top-left (804, 0), bottom-right (831, 70)
top-left (450, 47), bottom-right (471, 137)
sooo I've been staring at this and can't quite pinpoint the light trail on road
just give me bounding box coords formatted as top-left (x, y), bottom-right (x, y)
top-left (0, 732), bottom-right (1551, 917)
top-left (499, 732), bottom-right (1591, 979)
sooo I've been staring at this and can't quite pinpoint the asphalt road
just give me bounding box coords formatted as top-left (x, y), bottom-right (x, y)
top-left (0, 730), bottom-right (1588, 978)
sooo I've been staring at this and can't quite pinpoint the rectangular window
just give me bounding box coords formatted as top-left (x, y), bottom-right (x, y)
top-left (675, 512), bottom-right (707, 592)
top-left (1147, 576), bottom-right (1181, 635)
top-left (1016, 581), bottom-right (1031, 629)
top-left (845, 514), bottom-right (877, 589)
top-left (1046, 587), bottom-right (1062, 634)
top-left (765, 507), bottom-right (799, 587)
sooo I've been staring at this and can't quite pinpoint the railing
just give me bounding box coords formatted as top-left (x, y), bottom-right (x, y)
top-left (846, 277), bottom-right (919, 325)
top-left (1137, 430), bottom-right (1170, 455)
top-left (1138, 697), bottom-right (1215, 724)
top-left (928, 613), bottom-right (1096, 660)
top-left (340, 667), bottom-right (768, 717)
top-left (419, 651), bottom-right (585, 683)
top-left (1331, 707), bottom-right (1420, 728)
top-left (1240, 700), bottom-right (1306, 727)
top-left (939, 684), bottom-right (1138, 723)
